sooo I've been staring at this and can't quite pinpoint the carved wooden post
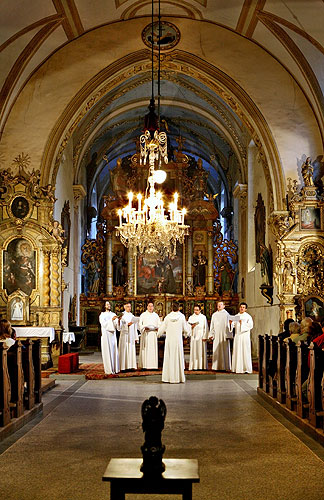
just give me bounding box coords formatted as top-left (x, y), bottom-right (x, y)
top-left (7, 340), bottom-right (24, 418)
top-left (0, 343), bottom-right (11, 426)
top-left (50, 247), bottom-right (60, 306)
top-left (32, 340), bottom-right (42, 404)
top-left (42, 249), bottom-right (51, 307)
top-left (206, 231), bottom-right (214, 295)
top-left (258, 335), bottom-right (264, 389)
top-left (285, 339), bottom-right (297, 410)
top-left (269, 336), bottom-right (278, 398)
top-left (295, 341), bottom-right (308, 418)
top-left (262, 334), bottom-right (270, 393)
top-left (106, 231), bottom-right (113, 294)
top-left (22, 339), bottom-right (35, 410)
top-left (308, 343), bottom-right (324, 428)
top-left (277, 337), bottom-right (286, 403)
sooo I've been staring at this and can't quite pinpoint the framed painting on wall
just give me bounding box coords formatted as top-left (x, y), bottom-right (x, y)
top-left (3, 238), bottom-right (36, 296)
top-left (300, 207), bottom-right (321, 230)
top-left (136, 244), bottom-right (184, 295)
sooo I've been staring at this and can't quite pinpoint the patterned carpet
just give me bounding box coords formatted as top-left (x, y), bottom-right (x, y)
top-left (77, 363), bottom-right (221, 380)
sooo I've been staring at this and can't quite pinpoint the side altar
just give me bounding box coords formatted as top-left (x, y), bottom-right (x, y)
top-left (80, 142), bottom-right (238, 349)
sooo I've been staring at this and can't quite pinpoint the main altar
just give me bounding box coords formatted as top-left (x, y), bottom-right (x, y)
top-left (80, 140), bottom-right (239, 348)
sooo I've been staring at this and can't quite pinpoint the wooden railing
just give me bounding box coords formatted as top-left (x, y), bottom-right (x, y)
top-left (258, 335), bottom-right (324, 438)
top-left (0, 339), bottom-right (42, 429)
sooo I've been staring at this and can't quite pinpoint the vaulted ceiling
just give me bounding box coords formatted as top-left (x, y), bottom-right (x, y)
top-left (1, 1), bottom-right (323, 209)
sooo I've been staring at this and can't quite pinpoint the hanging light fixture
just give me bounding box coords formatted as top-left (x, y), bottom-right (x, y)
top-left (115, 0), bottom-right (189, 263)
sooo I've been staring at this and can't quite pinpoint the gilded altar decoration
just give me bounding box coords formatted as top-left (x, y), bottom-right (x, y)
top-left (271, 157), bottom-right (324, 324)
top-left (81, 228), bottom-right (105, 295)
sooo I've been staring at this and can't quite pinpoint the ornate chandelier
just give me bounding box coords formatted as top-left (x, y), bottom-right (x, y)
top-left (115, 0), bottom-right (189, 263)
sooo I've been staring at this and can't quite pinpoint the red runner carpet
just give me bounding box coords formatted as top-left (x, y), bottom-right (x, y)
top-left (78, 363), bottom-right (220, 380)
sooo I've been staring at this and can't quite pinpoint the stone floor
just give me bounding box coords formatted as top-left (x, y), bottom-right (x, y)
top-left (0, 372), bottom-right (324, 500)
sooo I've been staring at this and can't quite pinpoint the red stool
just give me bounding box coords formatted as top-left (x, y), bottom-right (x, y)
top-left (58, 354), bottom-right (73, 374)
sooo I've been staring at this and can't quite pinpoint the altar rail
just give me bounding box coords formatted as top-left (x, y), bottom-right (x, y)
top-left (0, 339), bottom-right (42, 436)
top-left (258, 335), bottom-right (324, 444)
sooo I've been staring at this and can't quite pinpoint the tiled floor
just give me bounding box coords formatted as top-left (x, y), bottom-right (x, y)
top-left (0, 373), bottom-right (323, 500)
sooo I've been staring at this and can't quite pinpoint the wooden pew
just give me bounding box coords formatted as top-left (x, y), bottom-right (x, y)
top-left (277, 337), bottom-right (286, 404)
top-left (285, 339), bottom-right (297, 410)
top-left (7, 340), bottom-right (24, 418)
top-left (262, 334), bottom-right (270, 393)
top-left (32, 340), bottom-right (42, 404)
top-left (295, 341), bottom-right (309, 418)
top-left (258, 335), bottom-right (264, 389)
top-left (0, 343), bottom-right (11, 426)
top-left (22, 339), bottom-right (35, 410)
top-left (308, 342), bottom-right (324, 428)
top-left (269, 336), bottom-right (278, 398)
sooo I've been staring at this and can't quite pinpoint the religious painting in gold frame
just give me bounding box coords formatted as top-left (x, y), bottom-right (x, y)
top-left (304, 296), bottom-right (324, 323)
top-left (136, 243), bottom-right (184, 295)
top-left (300, 206), bottom-right (321, 230)
top-left (3, 238), bottom-right (36, 296)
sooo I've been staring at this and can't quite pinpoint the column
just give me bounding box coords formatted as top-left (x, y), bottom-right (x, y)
top-left (206, 231), bottom-right (214, 295)
top-left (50, 247), bottom-right (60, 307)
top-left (73, 185), bottom-right (86, 324)
top-left (186, 234), bottom-right (193, 293)
top-left (106, 232), bottom-right (113, 294)
top-left (42, 249), bottom-right (50, 307)
top-left (127, 247), bottom-right (135, 295)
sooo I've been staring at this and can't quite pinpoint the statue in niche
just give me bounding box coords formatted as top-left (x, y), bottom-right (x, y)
top-left (112, 250), bottom-right (126, 286)
top-left (193, 158), bottom-right (208, 200)
top-left (254, 194), bottom-right (265, 263)
top-left (84, 255), bottom-right (100, 294)
top-left (301, 157), bottom-right (314, 186)
top-left (219, 256), bottom-right (234, 294)
top-left (111, 157), bottom-right (130, 199)
top-left (193, 250), bottom-right (207, 287)
top-left (283, 261), bottom-right (294, 292)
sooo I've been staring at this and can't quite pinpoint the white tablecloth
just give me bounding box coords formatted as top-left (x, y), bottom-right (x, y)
top-left (63, 332), bottom-right (75, 344)
top-left (14, 327), bottom-right (55, 343)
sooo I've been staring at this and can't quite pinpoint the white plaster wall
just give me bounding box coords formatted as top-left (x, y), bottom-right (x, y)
top-left (54, 140), bottom-right (76, 331)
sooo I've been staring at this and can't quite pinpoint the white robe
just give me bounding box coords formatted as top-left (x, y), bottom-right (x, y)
top-left (158, 311), bottom-right (190, 383)
top-left (138, 311), bottom-right (161, 369)
top-left (119, 312), bottom-right (139, 370)
top-left (99, 311), bottom-right (119, 374)
top-left (209, 309), bottom-right (231, 371)
top-left (229, 312), bottom-right (253, 373)
top-left (188, 313), bottom-right (209, 370)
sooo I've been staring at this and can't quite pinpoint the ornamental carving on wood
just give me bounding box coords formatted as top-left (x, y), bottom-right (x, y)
top-left (212, 222), bottom-right (238, 295)
top-left (297, 243), bottom-right (324, 298)
top-left (81, 226), bottom-right (105, 295)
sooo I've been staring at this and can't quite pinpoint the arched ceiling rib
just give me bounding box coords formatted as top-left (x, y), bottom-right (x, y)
top-left (1, 1), bottom-right (323, 138)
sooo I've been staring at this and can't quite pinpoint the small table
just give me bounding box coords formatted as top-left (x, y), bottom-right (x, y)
top-left (102, 458), bottom-right (199, 500)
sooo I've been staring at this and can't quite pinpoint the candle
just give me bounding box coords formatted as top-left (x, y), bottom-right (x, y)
top-left (137, 193), bottom-right (142, 212)
top-left (118, 209), bottom-right (122, 226)
top-left (128, 192), bottom-right (133, 210)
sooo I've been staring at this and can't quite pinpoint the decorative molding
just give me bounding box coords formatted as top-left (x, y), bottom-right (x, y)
top-left (72, 184), bottom-right (86, 204)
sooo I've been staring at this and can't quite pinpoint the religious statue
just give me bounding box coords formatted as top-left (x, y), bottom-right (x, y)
top-left (219, 256), bottom-right (234, 294)
top-left (301, 157), bottom-right (314, 186)
top-left (112, 250), bottom-right (125, 286)
top-left (50, 220), bottom-right (65, 244)
top-left (193, 250), bottom-right (207, 287)
top-left (140, 396), bottom-right (167, 474)
top-left (283, 261), bottom-right (294, 292)
top-left (260, 243), bottom-right (273, 286)
top-left (84, 255), bottom-right (100, 294)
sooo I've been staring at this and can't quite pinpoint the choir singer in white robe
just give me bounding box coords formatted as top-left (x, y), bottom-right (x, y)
top-left (119, 302), bottom-right (139, 371)
top-left (209, 301), bottom-right (231, 371)
top-left (99, 301), bottom-right (119, 374)
top-left (229, 302), bottom-right (253, 373)
top-left (188, 304), bottom-right (209, 370)
top-left (138, 301), bottom-right (161, 370)
top-left (158, 302), bottom-right (190, 383)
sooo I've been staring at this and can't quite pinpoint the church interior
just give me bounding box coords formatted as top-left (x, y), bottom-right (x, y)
top-left (1, 1), bottom-right (324, 498)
